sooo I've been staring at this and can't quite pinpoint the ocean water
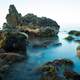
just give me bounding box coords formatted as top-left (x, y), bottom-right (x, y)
top-left (4, 26), bottom-right (80, 80)
top-left (60, 25), bottom-right (80, 32)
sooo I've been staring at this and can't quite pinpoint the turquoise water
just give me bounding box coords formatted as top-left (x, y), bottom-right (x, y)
top-left (4, 31), bottom-right (80, 80)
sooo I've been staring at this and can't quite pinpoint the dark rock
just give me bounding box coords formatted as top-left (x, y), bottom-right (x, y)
top-left (3, 32), bottom-right (27, 55)
top-left (6, 5), bottom-right (21, 27)
top-left (5, 5), bottom-right (60, 38)
top-left (53, 43), bottom-right (62, 47)
top-left (0, 49), bottom-right (5, 53)
top-left (64, 71), bottom-right (80, 80)
top-left (0, 53), bottom-right (25, 63)
top-left (39, 59), bottom-right (75, 80)
top-left (65, 36), bottom-right (74, 41)
top-left (68, 30), bottom-right (80, 36)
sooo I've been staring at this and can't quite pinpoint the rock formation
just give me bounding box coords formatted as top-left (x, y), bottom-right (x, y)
top-left (0, 5), bottom-right (28, 79)
top-left (6, 5), bottom-right (21, 27)
top-left (5, 4), bottom-right (60, 38)
top-left (39, 59), bottom-right (80, 80)
top-left (0, 4), bottom-right (60, 79)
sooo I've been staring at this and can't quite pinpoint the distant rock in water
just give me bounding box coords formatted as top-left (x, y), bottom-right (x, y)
top-left (65, 36), bottom-right (74, 41)
top-left (4, 4), bottom-right (60, 38)
top-left (68, 30), bottom-right (80, 36)
top-left (65, 30), bottom-right (80, 42)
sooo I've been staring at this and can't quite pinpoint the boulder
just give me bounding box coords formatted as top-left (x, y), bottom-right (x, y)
top-left (39, 59), bottom-right (76, 80)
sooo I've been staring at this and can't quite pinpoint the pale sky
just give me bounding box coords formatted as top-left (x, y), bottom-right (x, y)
top-left (0, 0), bottom-right (80, 29)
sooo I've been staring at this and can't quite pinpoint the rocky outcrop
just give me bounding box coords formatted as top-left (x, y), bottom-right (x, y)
top-left (4, 5), bottom-right (60, 38)
top-left (0, 32), bottom-right (27, 79)
top-left (0, 4), bottom-right (60, 80)
top-left (6, 5), bottom-right (21, 27)
top-left (39, 59), bottom-right (80, 80)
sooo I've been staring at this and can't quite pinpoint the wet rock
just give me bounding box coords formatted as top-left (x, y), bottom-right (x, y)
top-left (39, 59), bottom-right (76, 80)
top-left (0, 53), bottom-right (25, 63)
top-left (68, 30), bottom-right (80, 36)
top-left (0, 58), bottom-right (10, 80)
top-left (65, 30), bottom-right (80, 42)
top-left (3, 32), bottom-right (27, 55)
top-left (64, 71), bottom-right (80, 80)
top-left (65, 36), bottom-right (74, 41)
top-left (53, 59), bottom-right (74, 66)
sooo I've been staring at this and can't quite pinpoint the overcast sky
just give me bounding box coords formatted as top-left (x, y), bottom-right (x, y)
top-left (0, 0), bottom-right (80, 29)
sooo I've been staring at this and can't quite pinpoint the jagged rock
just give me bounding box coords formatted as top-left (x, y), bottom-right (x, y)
top-left (39, 59), bottom-right (78, 80)
top-left (5, 5), bottom-right (60, 38)
top-left (6, 5), bottom-right (21, 27)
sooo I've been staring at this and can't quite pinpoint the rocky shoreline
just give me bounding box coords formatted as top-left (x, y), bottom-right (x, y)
top-left (0, 4), bottom-right (60, 80)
